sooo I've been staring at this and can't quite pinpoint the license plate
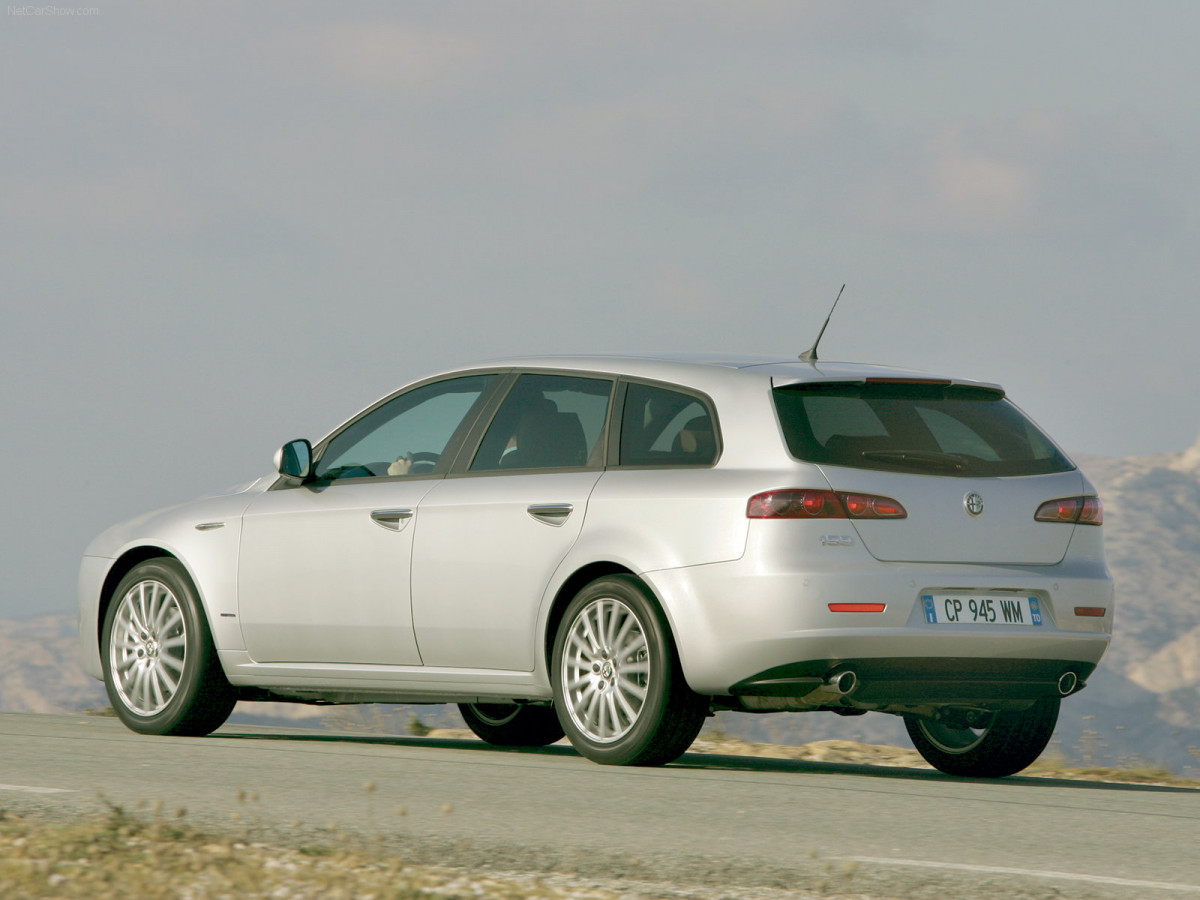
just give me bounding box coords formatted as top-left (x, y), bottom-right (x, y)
top-left (922, 593), bottom-right (1042, 626)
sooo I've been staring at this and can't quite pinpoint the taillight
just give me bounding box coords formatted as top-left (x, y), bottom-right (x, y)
top-left (747, 490), bottom-right (907, 520)
top-left (841, 493), bottom-right (907, 519)
top-left (1035, 496), bottom-right (1103, 526)
top-left (747, 490), bottom-right (841, 518)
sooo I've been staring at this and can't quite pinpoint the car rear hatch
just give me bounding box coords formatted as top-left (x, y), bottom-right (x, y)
top-left (813, 464), bottom-right (1083, 564)
top-left (772, 377), bottom-right (1085, 565)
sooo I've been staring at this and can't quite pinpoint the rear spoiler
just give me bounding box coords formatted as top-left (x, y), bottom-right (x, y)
top-left (771, 376), bottom-right (1006, 399)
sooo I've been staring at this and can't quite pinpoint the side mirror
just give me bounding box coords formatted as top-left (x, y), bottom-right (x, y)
top-left (274, 439), bottom-right (313, 481)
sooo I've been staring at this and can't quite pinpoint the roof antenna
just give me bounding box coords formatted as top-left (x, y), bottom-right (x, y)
top-left (799, 284), bottom-right (845, 362)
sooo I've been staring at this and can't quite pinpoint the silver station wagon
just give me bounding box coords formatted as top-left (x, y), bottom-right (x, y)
top-left (79, 354), bottom-right (1113, 777)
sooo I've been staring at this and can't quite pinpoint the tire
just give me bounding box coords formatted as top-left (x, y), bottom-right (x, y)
top-left (101, 559), bottom-right (236, 736)
top-left (551, 575), bottom-right (706, 766)
top-left (457, 702), bottom-right (565, 747)
top-left (904, 697), bottom-right (1061, 778)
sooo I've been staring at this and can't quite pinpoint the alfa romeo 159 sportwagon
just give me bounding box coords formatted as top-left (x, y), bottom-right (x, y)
top-left (79, 354), bottom-right (1113, 777)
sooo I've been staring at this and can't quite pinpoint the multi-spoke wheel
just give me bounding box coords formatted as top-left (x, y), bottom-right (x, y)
top-left (458, 702), bottom-right (564, 747)
top-left (904, 697), bottom-right (1060, 778)
top-left (101, 559), bottom-right (236, 736)
top-left (552, 575), bottom-right (706, 766)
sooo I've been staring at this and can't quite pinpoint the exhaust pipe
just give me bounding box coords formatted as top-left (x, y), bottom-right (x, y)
top-left (1057, 671), bottom-right (1079, 696)
top-left (738, 670), bottom-right (859, 711)
top-left (827, 670), bottom-right (858, 696)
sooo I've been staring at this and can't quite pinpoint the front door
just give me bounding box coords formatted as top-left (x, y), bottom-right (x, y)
top-left (236, 373), bottom-right (498, 665)
top-left (238, 479), bottom-right (435, 664)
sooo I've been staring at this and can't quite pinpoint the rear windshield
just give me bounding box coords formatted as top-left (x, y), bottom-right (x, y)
top-left (772, 381), bottom-right (1074, 477)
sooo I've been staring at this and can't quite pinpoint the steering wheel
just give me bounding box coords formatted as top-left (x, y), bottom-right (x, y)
top-left (407, 451), bottom-right (440, 473)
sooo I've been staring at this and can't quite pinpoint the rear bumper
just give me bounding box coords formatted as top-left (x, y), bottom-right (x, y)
top-left (730, 656), bottom-right (1096, 707)
top-left (644, 546), bottom-right (1113, 698)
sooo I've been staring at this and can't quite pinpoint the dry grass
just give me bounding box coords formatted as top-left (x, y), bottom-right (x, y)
top-left (0, 800), bottom-right (874, 900)
top-left (0, 801), bottom-right (639, 900)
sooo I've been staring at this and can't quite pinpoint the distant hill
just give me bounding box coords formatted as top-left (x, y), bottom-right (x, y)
top-left (6, 435), bottom-right (1200, 775)
top-left (0, 615), bottom-right (107, 714)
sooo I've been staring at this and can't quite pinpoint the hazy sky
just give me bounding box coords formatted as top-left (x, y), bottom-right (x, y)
top-left (4, 2), bottom-right (1199, 619)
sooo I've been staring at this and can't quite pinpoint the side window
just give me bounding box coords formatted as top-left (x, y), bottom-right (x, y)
top-left (471, 373), bottom-right (612, 471)
top-left (315, 375), bottom-right (495, 481)
top-left (620, 383), bottom-right (717, 467)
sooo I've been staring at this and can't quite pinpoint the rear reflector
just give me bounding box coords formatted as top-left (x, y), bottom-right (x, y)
top-left (1035, 496), bottom-right (1104, 526)
top-left (1074, 607), bottom-right (1107, 617)
top-left (747, 490), bottom-right (907, 520)
top-left (828, 603), bottom-right (887, 613)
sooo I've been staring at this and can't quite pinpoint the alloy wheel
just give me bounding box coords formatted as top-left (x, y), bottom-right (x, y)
top-left (108, 579), bottom-right (188, 716)
top-left (560, 596), bottom-right (651, 743)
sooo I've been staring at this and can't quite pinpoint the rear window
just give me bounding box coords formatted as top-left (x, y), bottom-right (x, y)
top-left (772, 381), bottom-right (1074, 477)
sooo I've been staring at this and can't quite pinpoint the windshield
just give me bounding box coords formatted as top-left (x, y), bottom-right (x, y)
top-left (772, 381), bottom-right (1074, 477)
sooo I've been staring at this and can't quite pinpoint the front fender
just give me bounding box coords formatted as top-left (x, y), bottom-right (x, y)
top-left (78, 486), bottom-right (265, 679)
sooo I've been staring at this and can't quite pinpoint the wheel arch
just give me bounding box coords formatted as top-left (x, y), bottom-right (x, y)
top-left (98, 547), bottom-right (198, 647)
top-left (98, 545), bottom-right (239, 736)
top-left (542, 562), bottom-right (699, 695)
top-left (546, 563), bottom-right (709, 765)
top-left (542, 561), bottom-right (637, 672)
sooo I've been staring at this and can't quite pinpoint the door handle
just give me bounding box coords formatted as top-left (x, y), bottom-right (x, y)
top-left (371, 508), bottom-right (414, 531)
top-left (527, 503), bottom-right (573, 526)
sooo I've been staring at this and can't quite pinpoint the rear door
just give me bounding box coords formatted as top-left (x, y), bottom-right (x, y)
top-left (410, 372), bottom-right (614, 671)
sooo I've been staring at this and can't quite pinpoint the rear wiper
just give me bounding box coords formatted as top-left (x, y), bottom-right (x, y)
top-left (859, 450), bottom-right (968, 472)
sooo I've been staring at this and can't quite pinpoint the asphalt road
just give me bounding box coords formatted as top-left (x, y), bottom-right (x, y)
top-left (2, 713), bottom-right (1199, 899)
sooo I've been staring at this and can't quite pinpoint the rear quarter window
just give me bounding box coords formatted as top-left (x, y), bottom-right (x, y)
top-left (619, 382), bottom-right (718, 467)
top-left (772, 381), bottom-right (1074, 477)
